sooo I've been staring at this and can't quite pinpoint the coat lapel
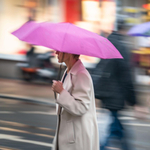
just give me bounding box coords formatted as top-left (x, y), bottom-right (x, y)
top-left (57, 60), bottom-right (83, 115)
top-left (60, 72), bottom-right (73, 114)
top-left (57, 69), bottom-right (72, 115)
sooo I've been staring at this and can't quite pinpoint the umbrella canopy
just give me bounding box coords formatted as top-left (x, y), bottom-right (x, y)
top-left (128, 21), bottom-right (150, 37)
top-left (12, 21), bottom-right (123, 59)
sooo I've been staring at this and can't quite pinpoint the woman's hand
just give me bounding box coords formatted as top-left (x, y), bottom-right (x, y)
top-left (52, 80), bottom-right (64, 94)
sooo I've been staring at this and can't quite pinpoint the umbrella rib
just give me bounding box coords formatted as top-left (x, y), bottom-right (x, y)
top-left (60, 23), bottom-right (70, 52)
top-left (95, 38), bottom-right (115, 58)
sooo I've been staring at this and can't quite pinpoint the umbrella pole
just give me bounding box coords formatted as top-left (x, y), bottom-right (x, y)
top-left (54, 63), bottom-right (63, 99)
top-left (54, 53), bottom-right (65, 100)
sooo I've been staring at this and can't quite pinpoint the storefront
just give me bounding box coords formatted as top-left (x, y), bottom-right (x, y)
top-left (0, 0), bottom-right (118, 55)
top-left (0, 0), bottom-right (59, 55)
top-left (0, 0), bottom-right (148, 55)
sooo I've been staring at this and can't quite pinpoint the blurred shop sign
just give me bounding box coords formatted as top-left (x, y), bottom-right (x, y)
top-left (132, 48), bottom-right (150, 69)
top-left (101, 0), bottom-right (115, 1)
top-left (100, 0), bottom-right (116, 32)
top-left (143, 4), bottom-right (150, 9)
top-left (82, 0), bottom-right (99, 2)
top-left (24, 0), bottom-right (37, 8)
top-left (123, 7), bottom-right (142, 25)
top-left (142, 3), bottom-right (150, 21)
top-left (82, 0), bottom-right (101, 21)
top-left (65, 0), bottom-right (81, 23)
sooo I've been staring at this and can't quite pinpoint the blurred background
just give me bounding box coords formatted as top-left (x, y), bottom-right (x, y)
top-left (0, 0), bottom-right (150, 150)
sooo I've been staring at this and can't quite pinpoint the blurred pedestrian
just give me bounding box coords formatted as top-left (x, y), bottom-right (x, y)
top-left (26, 43), bottom-right (35, 67)
top-left (52, 51), bottom-right (99, 150)
top-left (93, 20), bottom-right (137, 150)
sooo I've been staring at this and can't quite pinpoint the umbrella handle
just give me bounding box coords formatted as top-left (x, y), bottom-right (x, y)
top-left (53, 63), bottom-right (63, 100)
top-left (54, 92), bottom-right (57, 99)
top-left (53, 53), bottom-right (64, 100)
top-left (57, 63), bottom-right (63, 81)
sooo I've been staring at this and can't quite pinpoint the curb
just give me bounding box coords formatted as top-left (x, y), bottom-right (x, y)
top-left (0, 94), bottom-right (56, 107)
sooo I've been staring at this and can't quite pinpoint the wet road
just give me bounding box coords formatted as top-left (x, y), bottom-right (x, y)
top-left (0, 98), bottom-right (150, 150)
top-left (0, 98), bottom-right (56, 150)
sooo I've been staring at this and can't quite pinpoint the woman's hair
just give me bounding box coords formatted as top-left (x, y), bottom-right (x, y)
top-left (73, 54), bottom-right (80, 60)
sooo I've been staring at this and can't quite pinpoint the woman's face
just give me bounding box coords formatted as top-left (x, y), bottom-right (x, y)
top-left (55, 51), bottom-right (70, 63)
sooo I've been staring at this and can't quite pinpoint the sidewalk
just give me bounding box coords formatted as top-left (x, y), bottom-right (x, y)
top-left (0, 78), bottom-right (102, 108)
top-left (1, 78), bottom-right (150, 116)
top-left (0, 78), bottom-right (55, 106)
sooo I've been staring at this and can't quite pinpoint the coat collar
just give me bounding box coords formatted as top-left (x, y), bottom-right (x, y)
top-left (61, 59), bottom-right (83, 91)
top-left (58, 59), bottom-right (84, 115)
top-left (62, 59), bottom-right (84, 79)
top-left (68, 59), bottom-right (84, 75)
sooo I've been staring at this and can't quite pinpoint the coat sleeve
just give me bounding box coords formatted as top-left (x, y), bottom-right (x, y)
top-left (56, 71), bottom-right (92, 116)
top-left (116, 59), bottom-right (137, 106)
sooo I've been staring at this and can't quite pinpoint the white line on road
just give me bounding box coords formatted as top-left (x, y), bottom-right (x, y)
top-left (0, 120), bottom-right (55, 132)
top-left (119, 117), bottom-right (136, 120)
top-left (0, 146), bottom-right (20, 150)
top-left (0, 111), bottom-right (14, 114)
top-left (19, 111), bottom-right (56, 115)
top-left (123, 123), bottom-right (150, 127)
top-left (0, 127), bottom-right (54, 138)
top-left (0, 110), bottom-right (57, 115)
top-left (98, 120), bottom-right (150, 127)
top-left (0, 134), bottom-right (53, 148)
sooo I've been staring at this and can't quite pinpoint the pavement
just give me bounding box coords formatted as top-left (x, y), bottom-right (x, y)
top-left (1, 78), bottom-right (150, 119)
top-left (1, 79), bottom-right (150, 149)
top-left (0, 78), bottom-right (103, 108)
top-left (0, 78), bottom-right (56, 106)
top-left (1, 98), bottom-right (150, 150)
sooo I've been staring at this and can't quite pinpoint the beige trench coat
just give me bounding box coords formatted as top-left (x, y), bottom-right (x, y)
top-left (52, 59), bottom-right (99, 150)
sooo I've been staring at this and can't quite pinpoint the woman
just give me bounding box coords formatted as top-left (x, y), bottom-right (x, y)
top-left (52, 51), bottom-right (99, 150)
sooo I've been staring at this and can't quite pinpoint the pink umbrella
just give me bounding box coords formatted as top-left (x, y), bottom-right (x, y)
top-left (12, 21), bottom-right (123, 59)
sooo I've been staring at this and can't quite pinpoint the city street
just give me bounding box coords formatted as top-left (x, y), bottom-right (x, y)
top-left (1, 0), bottom-right (150, 149)
top-left (0, 98), bottom-right (150, 150)
top-left (0, 98), bottom-right (56, 150)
